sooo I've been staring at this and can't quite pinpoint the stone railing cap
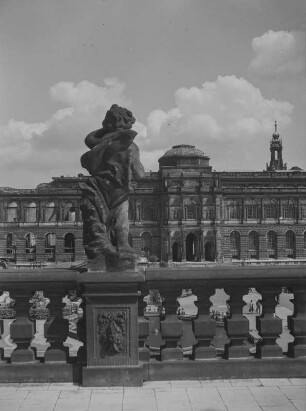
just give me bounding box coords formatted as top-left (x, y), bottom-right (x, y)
top-left (145, 265), bottom-right (306, 281)
top-left (77, 270), bottom-right (145, 283)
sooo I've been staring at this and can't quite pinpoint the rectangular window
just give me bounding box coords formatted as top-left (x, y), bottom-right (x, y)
top-left (265, 204), bottom-right (277, 219)
top-left (283, 205), bottom-right (295, 219)
top-left (229, 206), bottom-right (240, 219)
top-left (246, 205), bottom-right (258, 219)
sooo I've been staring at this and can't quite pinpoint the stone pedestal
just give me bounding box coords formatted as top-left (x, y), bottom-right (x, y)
top-left (78, 270), bottom-right (145, 386)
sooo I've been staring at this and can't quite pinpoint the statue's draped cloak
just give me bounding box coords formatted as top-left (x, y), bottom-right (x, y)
top-left (79, 129), bottom-right (136, 250)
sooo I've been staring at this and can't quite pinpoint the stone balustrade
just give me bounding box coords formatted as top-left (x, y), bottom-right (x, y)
top-left (0, 265), bottom-right (305, 385)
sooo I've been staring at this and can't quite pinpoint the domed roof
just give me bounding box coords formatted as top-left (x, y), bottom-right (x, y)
top-left (160, 144), bottom-right (207, 159)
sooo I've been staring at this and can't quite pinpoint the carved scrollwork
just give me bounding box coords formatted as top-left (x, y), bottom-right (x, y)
top-left (97, 311), bottom-right (127, 357)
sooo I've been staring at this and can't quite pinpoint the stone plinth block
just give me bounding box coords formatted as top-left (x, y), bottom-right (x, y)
top-left (256, 315), bottom-right (283, 358)
top-left (194, 315), bottom-right (217, 360)
top-left (78, 270), bottom-right (145, 386)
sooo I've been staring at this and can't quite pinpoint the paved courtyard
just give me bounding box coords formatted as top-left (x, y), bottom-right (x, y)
top-left (0, 378), bottom-right (305, 411)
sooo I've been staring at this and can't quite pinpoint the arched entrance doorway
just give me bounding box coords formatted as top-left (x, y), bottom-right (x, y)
top-left (172, 242), bottom-right (181, 262)
top-left (205, 242), bottom-right (214, 261)
top-left (186, 233), bottom-right (197, 261)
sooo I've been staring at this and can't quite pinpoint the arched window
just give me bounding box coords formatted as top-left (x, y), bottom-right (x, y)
top-left (63, 202), bottom-right (76, 222)
top-left (228, 201), bottom-right (241, 220)
top-left (141, 232), bottom-right (152, 256)
top-left (186, 232), bottom-right (197, 261)
top-left (264, 200), bottom-right (277, 219)
top-left (230, 231), bottom-right (240, 259)
top-left (141, 203), bottom-right (154, 221)
top-left (64, 233), bottom-right (75, 261)
top-left (64, 233), bottom-right (75, 252)
top-left (25, 202), bottom-right (37, 223)
top-left (245, 201), bottom-right (259, 220)
top-left (267, 230), bottom-right (277, 259)
top-left (43, 202), bottom-right (57, 223)
top-left (45, 233), bottom-right (56, 261)
top-left (283, 200), bottom-right (295, 219)
top-left (172, 242), bottom-right (181, 262)
top-left (249, 231), bottom-right (259, 259)
top-left (45, 233), bottom-right (56, 250)
top-left (285, 230), bottom-right (296, 258)
top-left (25, 233), bottom-right (36, 261)
top-left (7, 202), bottom-right (18, 222)
top-left (6, 233), bottom-right (17, 255)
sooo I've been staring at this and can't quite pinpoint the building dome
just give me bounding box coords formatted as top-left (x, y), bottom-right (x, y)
top-left (158, 144), bottom-right (211, 171)
top-left (161, 144), bottom-right (207, 159)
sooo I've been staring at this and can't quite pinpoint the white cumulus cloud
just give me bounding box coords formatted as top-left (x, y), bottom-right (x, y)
top-left (0, 78), bottom-right (131, 187)
top-left (136, 75), bottom-right (294, 171)
top-left (0, 75), bottom-right (295, 187)
top-left (139, 75), bottom-right (293, 150)
top-left (249, 30), bottom-right (305, 76)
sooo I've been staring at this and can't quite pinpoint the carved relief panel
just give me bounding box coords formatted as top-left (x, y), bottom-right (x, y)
top-left (97, 310), bottom-right (127, 358)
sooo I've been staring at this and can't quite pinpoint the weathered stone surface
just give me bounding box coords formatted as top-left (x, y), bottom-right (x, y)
top-left (79, 104), bottom-right (145, 272)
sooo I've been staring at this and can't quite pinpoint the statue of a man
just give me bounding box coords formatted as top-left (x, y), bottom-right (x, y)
top-left (80, 104), bottom-right (145, 271)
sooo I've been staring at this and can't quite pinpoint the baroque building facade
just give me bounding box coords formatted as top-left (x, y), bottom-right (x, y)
top-left (1, 127), bottom-right (306, 264)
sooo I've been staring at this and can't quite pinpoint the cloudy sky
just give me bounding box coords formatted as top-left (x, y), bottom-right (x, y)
top-left (0, 0), bottom-right (305, 188)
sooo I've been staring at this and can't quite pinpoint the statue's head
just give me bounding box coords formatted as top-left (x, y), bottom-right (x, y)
top-left (102, 104), bottom-right (136, 131)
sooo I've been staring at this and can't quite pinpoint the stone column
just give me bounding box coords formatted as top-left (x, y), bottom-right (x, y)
top-left (181, 230), bottom-right (186, 261)
top-left (79, 271), bottom-right (145, 386)
top-left (167, 230), bottom-right (172, 261)
top-left (200, 230), bottom-right (205, 262)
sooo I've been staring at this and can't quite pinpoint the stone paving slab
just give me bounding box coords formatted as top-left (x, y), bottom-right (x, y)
top-left (186, 387), bottom-right (226, 411)
top-left (0, 379), bottom-right (304, 410)
top-left (249, 386), bottom-right (297, 408)
top-left (218, 386), bottom-right (262, 411)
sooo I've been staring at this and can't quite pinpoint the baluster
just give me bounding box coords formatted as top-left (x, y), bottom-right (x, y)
top-left (177, 289), bottom-right (197, 357)
top-left (194, 284), bottom-right (216, 359)
top-left (288, 282), bottom-right (306, 357)
top-left (178, 315), bottom-right (197, 358)
top-left (10, 288), bottom-right (35, 363)
top-left (0, 291), bottom-right (16, 360)
top-left (44, 291), bottom-right (69, 362)
top-left (138, 290), bottom-right (150, 362)
top-left (256, 285), bottom-right (283, 358)
top-left (76, 294), bottom-right (86, 363)
top-left (143, 290), bottom-right (165, 359)
top-left (224, 286), bottom-right (250, 358)
top-left (160, 286), bottom-right (183, 361)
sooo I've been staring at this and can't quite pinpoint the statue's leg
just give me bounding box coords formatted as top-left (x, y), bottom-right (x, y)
top-left (81, 197), bottom-right (117, 271)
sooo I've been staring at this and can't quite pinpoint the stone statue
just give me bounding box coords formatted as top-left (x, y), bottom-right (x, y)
top-left (80, 104), bottom-right (145, 271)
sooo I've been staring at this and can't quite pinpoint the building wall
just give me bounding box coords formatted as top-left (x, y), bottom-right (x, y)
top-left (1, 159), bottom-right (306, 264)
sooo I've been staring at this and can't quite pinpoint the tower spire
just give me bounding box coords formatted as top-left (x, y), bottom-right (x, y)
top-left (272, 120), bottom-right (279, 139)
top-left (266, 121), bottom-right (287, 171)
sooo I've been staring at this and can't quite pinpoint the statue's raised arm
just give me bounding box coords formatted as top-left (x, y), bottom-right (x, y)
top-left (79, 104), bottom-right (145, 272)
